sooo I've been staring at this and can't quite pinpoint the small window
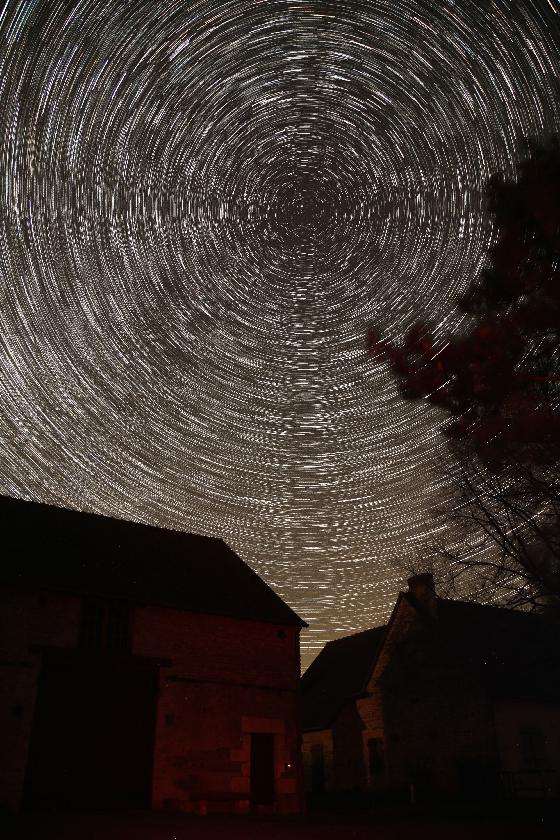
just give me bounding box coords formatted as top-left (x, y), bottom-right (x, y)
top-left (519, 727), bottom-right (547, 771)
top-left (310, 743), bottom-right (325, 793)
top-left (79, 601), bottom-right (104, 650)
top-left (367, 738), bottom-right (385, 776)
top-left (79, 599), bottom-right (131, 652)
top-left (107, 603), bottom-right (130, 652)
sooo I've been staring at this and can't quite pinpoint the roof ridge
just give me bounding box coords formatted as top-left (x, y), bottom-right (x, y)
top-left (325, 624), bottom-right (387, 645)
top-left (438, 596), bottom-right (544, 619)
top-left (0, 494), bottom-right (307, 627)
top-left (0, 493), bottom-right (222, 544)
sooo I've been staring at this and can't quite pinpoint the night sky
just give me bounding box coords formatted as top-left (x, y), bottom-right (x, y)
top-left (1, 0), bottom-right (559, 667)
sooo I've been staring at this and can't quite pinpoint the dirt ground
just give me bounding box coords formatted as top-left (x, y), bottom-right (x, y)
top-left (2, 806), bottom-right (557, 840)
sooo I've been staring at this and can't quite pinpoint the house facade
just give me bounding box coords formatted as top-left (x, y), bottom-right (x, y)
top-left (301, 626), bottom-right (386, 793)
top-left (302, 573), bottom-right (560, 800)
top-left (0, 495), bottom-right (306, 814)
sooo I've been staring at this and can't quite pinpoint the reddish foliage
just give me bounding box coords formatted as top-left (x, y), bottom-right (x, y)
top-left (370, 138), bottom-right (560, 471)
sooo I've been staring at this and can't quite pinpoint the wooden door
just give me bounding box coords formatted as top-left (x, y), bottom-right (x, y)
top-left (311, 742), bottom-right (326, 793)
top-left (24, 657), bottom-right (157, 810)
top-left (250, 733), bottom-right (275, 806)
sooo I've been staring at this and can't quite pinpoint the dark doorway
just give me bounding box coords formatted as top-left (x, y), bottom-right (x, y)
top-left (311, 743), bottom-right (325, 793)
top-left (367, 738), bottom-right (385, 778)
top-left (24, 655), bottom-right (157, 810)
top-left (250, 733), bottom-right (275, 806)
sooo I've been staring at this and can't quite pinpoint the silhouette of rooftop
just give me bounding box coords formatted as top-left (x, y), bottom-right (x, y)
top-left (0, 494), bottom-right (306, 628)
top-left (301, 626), bottom-right (387, 731)
top-left (301, 592), bottom-right (560, 732)
top-left (436, 597), bottom-right (560, 701)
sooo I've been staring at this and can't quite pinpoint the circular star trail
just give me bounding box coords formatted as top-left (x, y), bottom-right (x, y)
top-left (1, 0), bottom-right (559, 666)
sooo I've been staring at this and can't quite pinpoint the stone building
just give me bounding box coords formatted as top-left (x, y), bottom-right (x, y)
top-left (302, 573), bottom-right (560, 800)
top-left (0, 494), bottom-right (306, 814)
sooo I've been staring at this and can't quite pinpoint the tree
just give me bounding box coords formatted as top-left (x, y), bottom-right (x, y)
top-left (420, 449), bottom-right (560, 610)
top-left (370, 137), bottom-right (560, 609)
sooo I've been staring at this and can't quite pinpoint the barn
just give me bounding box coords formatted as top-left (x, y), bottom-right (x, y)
top-left (0, 494), bottom-right (306, 814)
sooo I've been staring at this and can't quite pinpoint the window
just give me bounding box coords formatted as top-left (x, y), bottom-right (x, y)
top-left (519, 727), bottom-right (547, 771)
top-left (367, 738), bottom-right (385, 776)
top-left (79, 601), bottom-right (104, 650)
top-left (79, 600), bottom-right (131, 652)
top-left (310, 743), bottom-right (325, 793)
top-left (107, 603), bottom-right (130, 652)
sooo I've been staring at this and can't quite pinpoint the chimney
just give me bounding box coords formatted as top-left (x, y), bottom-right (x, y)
top-left (407, 572), bottom-right (437, 617)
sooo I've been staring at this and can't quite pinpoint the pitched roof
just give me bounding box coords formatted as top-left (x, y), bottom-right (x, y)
top-left (435, 597), bottom-right (560, 702)
top-left (301, 626), bottom-right (386, 731)
top-left (302, 594), bottom-right (560, 730)
top-left (0, 495), bottom-right (306, 628)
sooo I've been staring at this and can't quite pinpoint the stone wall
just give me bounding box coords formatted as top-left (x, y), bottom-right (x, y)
top-left (302, 728), bottom-right (334, 792)
top-left (331, 701), bottom-right (367, 790)
top-left (0, 586), bottom-right (303, 814)
top-left (494, 699), bottom-right (560, 798)
top-left (136, 605), bottom-right (302, 813)
top-left (302, 590), bottom-right (560, 802)
top-left (378, 615), bottom-right (498, 796)
top-left (0, 587), bottom-right (80, 812)
top-left (357, 596), bottom-right (415, 792)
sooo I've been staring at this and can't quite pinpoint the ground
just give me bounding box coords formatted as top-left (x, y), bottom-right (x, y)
top-left (2, 805), bottom-right (557, 840)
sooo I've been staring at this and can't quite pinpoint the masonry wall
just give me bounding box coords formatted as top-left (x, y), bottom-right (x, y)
top-left (354, 598), bottom-right (504, 798)
top-left (134, 605), bottom-right (302, 813)
top-left (493, 699), bottom-right (560, 798)
top-left (301, 602), bottom-right (417, 797)
top-left (357, 597), bottom-right (416, 793)
top-left (356, 691), bottom-right (384, 792)
top-left (302, 729), bottom-right (334, 793)
top-left (302, 593), bottom-right (560, 803)
top-left (331, 701), bottom-right (367, 790)
top-left (378, 616), bottom-right (498, 797)
top-left (301, 701), bottom-right (366, 795)
top-left (0, 586), bottom-right (303, 814)
top-left (0, 587), bottom-right (80, 812)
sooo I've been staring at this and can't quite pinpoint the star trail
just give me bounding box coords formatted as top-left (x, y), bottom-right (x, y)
top-left (0, 0), bottom-right (559, 666)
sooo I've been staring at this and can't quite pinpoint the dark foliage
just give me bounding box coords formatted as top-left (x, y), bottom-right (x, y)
top-left (370, 138), bottom-right (560, 608)
top-left (423, 452), bottom-right (560, 610)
